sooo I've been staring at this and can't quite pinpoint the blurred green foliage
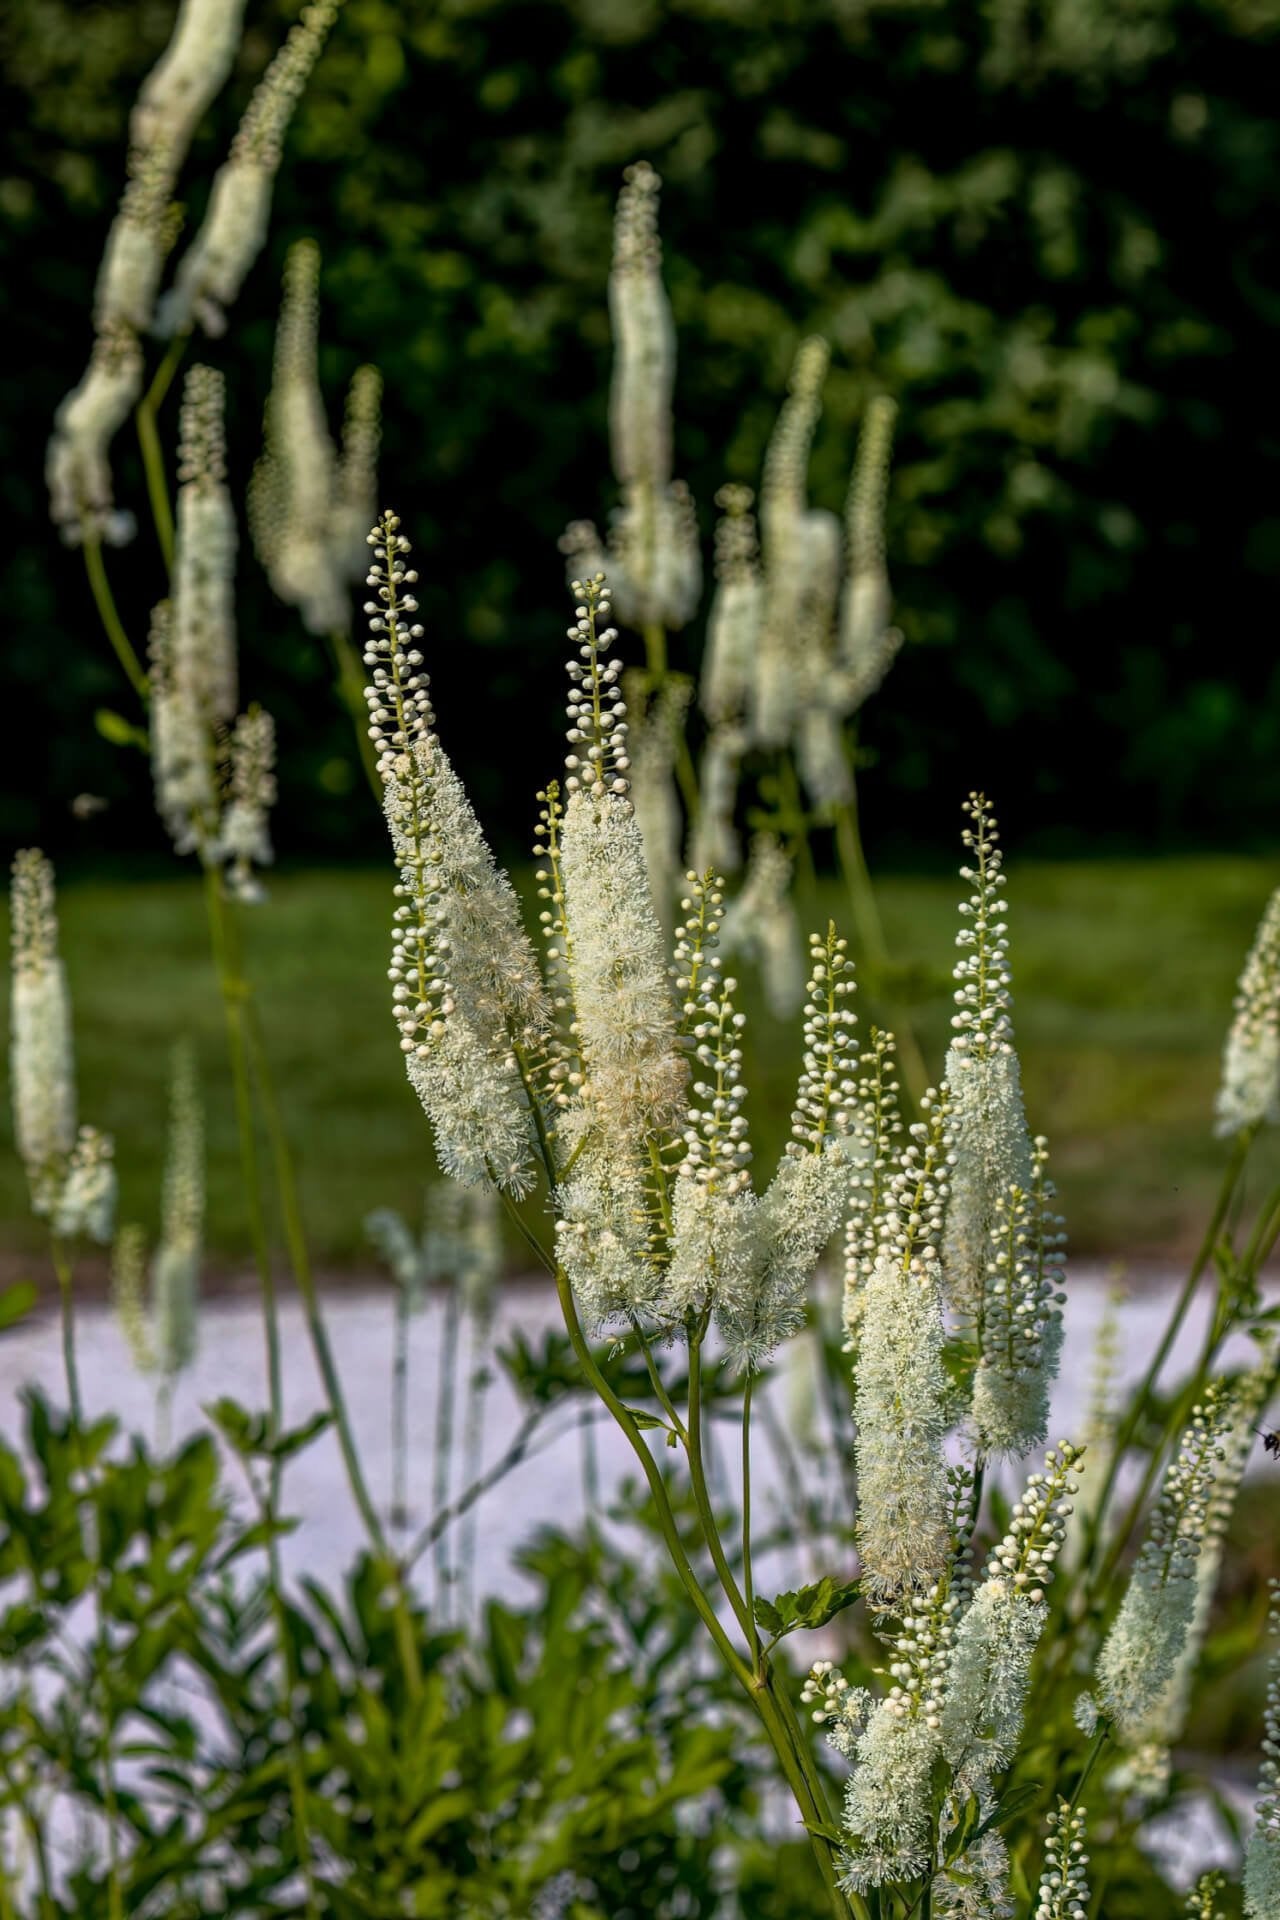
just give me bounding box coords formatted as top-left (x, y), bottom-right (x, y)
top-left (3, 0), bottom-right (1280, 864)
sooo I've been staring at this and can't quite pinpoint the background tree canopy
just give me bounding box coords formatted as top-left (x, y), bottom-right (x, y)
top-left (3, 0), bottom-right (1279, 868)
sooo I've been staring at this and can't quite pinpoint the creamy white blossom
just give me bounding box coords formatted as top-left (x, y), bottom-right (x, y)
top-left (1245, 1581), bottom-right (1280, 1920)
top-left (157, 0), bottom-right (345, 337)
top-left (943, 795), bottom-right (1034, 1322)
top-left (608, 160), bottom-right (674, 496)
top-left (46, 324), bottom-right (143, 544)
top-left (150, 599), bottom-right (215, 857)
top-left (1095, 1386), bottom-right (1231, 1739)
top-left (942, 1444), bottom-right (1082, 1795)
top-left (364, 511), bottom-right (542, 1194)
top-left (700, 485), bottom-right (762, 727)
top-left (558, 580), bottom-right (686, 1141)
top-left (9, 851), bottom-right (77, 1215)
top-left (854, 1090), bottom-right (954, 1600)
top-left (52, 1125), bottom-right (117, 1246)
top-left (216, 708), bottom-right (276, 903)
top-left (1215, 887), bottom-right (1280, 1138)
top-left (752, 337), bottom-right (832, 748)
top-left (173, 364), bottom-right (238, 724)
top-left (836, 394), bottom-right (903, 709)
top-left (249, 242), bottom-right (380, 635)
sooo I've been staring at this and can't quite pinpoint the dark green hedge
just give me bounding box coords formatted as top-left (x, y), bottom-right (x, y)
top-left (4, 0), bottom-right (1280, 866)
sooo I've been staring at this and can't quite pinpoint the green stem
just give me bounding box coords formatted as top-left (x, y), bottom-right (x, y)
top-left (82, 533), bottom-right (149, 703)
top-left (250, 1467), bottom-right (321, 1920)
top-left (832, 783), bottom-right (929, 1110)
top-left (1083, 1127), bottom-right (1253, 1587)
top-left (328, 626), bottom-right (382, 803)
top-left (134, 334), bottom-right (187, 574)
top-left (203, 865), bottom-right (284, 1475)
top-left (742, 1373), bottom-right (760, 1666)
top-left (686, 1331), bottom-right (753, 1640)
top-left (241, 986), bottom-right (423, 1698)
top-left (51, 1240), bottom-right (81, 1427)
top-left (777, 751), bottom-right (819, 911)
top-left (432, 1283), bottom-right (461, 1616)
top-left (457, 1339), bottom-right (490, 1619)
top-left (391, 1284), bottom-right (411, 1533)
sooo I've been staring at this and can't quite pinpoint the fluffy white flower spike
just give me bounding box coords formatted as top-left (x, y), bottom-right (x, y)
top-left (52, 1125), bottom-right (117, 1246)
top-left (854, 1087), bottom-right (955, 1600)
top-left (250, 241), bottom-right (382, 635)
top-left (174, 364), bottom-right (238, 725)
top-left (598, 166), bottom-right (701, 631)
top-left (942, 1443), bottom-right (1083, 1797)
top-left (46, 324), bottom-right (143, 546)
top-left (217, 708), bottom-right (277, 904)
top-left (752, 337), bottom-right (837, 749)
top-left (1245, 1580), bottom-right (1280, 1920)
top-left (626, 671), bottom-right (693, 927)
top-left (943, 794), bottom-right (1034, 1323)
top-left (1094, 1384), bottom-right (1231, 1740)
top-left (1215, 887), bottom-right (1280, 1138)
top-left (701, 486), bottom-right (762, 728)
top-left (364, 510), bottom-right (544, 1194)
top-left (837, 394), bottom-right (903, 710)
top-left (9, 851), bottom-right (77, 1217)
top-left (157, 0), bottom-right (344, 338)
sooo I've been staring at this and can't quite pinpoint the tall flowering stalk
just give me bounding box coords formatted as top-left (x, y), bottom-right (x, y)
top-left (1216, 887), bottom-right (1280, 1138)
top-left (1245, 1582), bottom-right (1280, 1920)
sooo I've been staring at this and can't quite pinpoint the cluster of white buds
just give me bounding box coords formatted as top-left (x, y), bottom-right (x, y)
top-left (971, 1140), bottom-right (1067, 1457)
top-left (1188, 1872), bottom-right (1227, 1920)
top-left (787, 929), bottom-right (859, 1155)
top-left (720, 833), bottom-right (805, 1018)
top-left (1034, 1801), bottom-right (1090, 1920)
top-left (1215, 886), bottom-right (1280, 1138)
top-left (1095, 1385), bottom-right (1230, 1738)
top-left (841, 1028), bottom-right (903, 1345)
top-left (564, 578), bottom-right (630, 799)
top-left (802, 1658), bottom-right (853, 1725)
top-left (157, 0), bottom-right (345, 338)
top-left (9, 850), bottom-right (77, 1216)
top-left (944, 794), bottom-right (1035, 1322)
top-left (249, 240), bottom-right (382, 635)
top-left (673, 876), bottom-right (752, 1193)
top-left (942, 1445), bottom-right (1083, 1796)
top-left (1245, 1580), bottom-right (1280, 1920)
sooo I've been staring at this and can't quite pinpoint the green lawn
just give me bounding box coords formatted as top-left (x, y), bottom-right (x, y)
top-left (1, 855), bottom-right (1276, 1266)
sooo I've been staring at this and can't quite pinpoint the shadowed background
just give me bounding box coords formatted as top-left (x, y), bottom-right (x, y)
top-left (1, 0), bottom-right (1279, 1256)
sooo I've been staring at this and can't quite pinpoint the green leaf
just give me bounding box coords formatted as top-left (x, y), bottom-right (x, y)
top-left (621, 1406), bottom-right (669, 1432)
top-left (0, 1281), bottom-right (36, 1333)
top-left (94, 707), bottom-right (149, 751)
top-left (752, 1596), bottom-right (785, 1636)
top-left (943, 1793), bottom-right (982, 1862)
top-left (974, 1781), bottom-right (1041, 1841)
top-left (803, 1819), bottom-right (847, 1848)
top-left (754, 1574), bottom-right (860, 1639)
